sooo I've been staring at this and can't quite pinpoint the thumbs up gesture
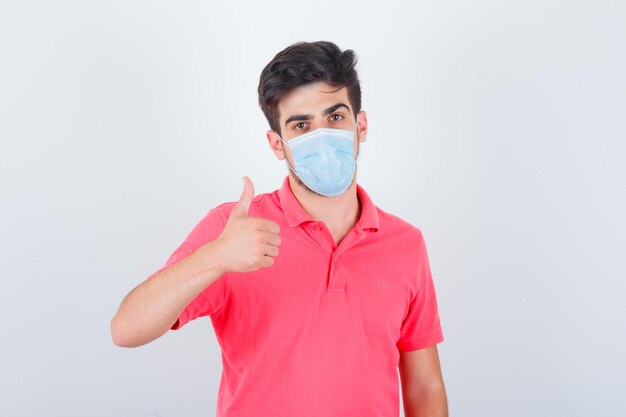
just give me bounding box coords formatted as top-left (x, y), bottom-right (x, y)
top-left (215, 176), bottom-right (281, 273)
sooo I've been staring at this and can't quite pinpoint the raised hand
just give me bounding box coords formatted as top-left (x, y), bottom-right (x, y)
top-left (215, 176), bottom-right (281, 273)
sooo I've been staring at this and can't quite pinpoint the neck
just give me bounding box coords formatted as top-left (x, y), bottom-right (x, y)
top-left (288, 174), bottom-right (361, 238)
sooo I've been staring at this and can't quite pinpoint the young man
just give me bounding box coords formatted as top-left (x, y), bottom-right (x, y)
top-left (111, 41), bottom-right (447, 417)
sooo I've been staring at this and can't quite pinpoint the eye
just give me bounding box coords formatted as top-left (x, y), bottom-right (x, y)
top-left (329, 113), bottom-right (344, 122)
top-left (293, 122), bottom-right (308, 130)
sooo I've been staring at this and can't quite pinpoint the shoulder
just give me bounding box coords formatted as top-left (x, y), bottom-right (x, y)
top-left (212, 189), bottom-right (280, 220)
top-left (376, 206), bottom-right (426, 244)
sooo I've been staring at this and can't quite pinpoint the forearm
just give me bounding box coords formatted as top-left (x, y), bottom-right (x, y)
top-left (110, 240), bottom-right (226, 348)
top-left (402, 383), bottom-right (448, 417)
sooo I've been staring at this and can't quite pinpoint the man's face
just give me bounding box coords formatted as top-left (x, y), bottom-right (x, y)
top-left (266, 81), bottom-right (368, 196)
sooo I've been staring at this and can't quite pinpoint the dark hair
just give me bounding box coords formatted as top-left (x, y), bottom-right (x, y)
top-left (257, 41), bottom-right (361, 135)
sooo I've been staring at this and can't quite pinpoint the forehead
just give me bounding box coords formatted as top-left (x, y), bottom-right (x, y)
top-left (277, 81), bottom-right (352, 121)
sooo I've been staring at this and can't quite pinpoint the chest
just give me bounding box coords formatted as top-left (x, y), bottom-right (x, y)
top-left (219, 228), bottom-right (418, 347)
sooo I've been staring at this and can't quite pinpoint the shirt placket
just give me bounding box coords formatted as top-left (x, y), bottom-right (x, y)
top-left (304, 221), bottom-right (367, 292)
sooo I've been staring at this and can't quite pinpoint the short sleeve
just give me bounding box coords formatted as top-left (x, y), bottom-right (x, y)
top-left (396, 231), bottom-right (444, 352)
top-left (146, 207), bottom-right (228, 330)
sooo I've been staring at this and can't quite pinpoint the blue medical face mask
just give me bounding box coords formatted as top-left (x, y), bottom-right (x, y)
top-left (279, 117), bottom-right (359, 197)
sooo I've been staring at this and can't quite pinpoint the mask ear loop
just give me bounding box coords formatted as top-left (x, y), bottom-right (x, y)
top-left (278, 135), bottom-right (299, 177)
top-left (352, 114), bottom-right (359, 170)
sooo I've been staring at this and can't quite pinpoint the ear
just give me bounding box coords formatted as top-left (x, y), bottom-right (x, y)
top-left (266, 130), bottom-right (286, 160)
top-left (356, 110), bottom-right (368, 143)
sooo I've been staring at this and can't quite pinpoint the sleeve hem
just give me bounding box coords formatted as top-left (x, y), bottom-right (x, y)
top-left (396, 330), bottom-right (444, 352)
top-left (170, 308), bottom-right (189, 331)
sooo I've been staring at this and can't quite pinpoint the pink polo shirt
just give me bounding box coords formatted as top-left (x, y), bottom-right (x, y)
top-left (147, 176), bottom-right (444, 417)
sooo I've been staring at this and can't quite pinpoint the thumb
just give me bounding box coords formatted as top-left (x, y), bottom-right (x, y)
top-left (231, 176), bottom-right (254, 218)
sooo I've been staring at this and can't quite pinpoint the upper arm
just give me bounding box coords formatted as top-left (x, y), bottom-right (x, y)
top-left (398, 345), bottom-right (445, 395)
top-left (145, 206), bottom-right (228, 330)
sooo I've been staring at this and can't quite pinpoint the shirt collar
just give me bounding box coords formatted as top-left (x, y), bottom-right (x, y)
top-left (276, 176), bottom-right (380, 232)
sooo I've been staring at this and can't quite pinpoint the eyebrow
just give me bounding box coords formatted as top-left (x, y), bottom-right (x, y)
top-left (284, 102), bottom-right (351, 127)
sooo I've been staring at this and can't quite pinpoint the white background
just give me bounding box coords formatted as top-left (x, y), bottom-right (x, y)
top-left (1, 1), bottom-right (625, 416)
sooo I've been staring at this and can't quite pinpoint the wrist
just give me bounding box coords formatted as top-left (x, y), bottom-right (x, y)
top-left (200, 238), bottom-right (229, 276)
